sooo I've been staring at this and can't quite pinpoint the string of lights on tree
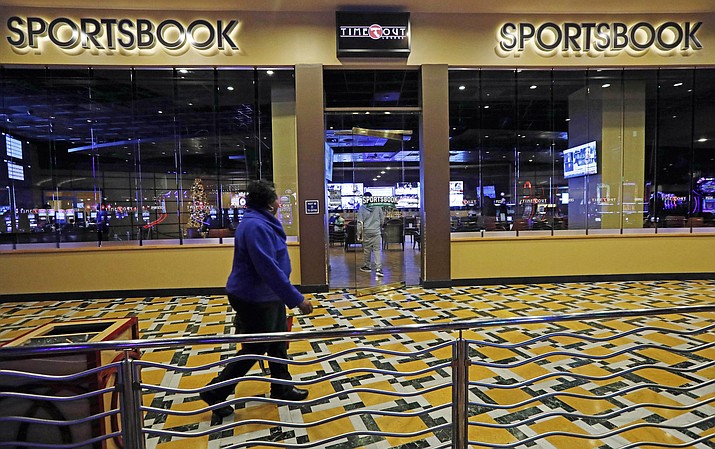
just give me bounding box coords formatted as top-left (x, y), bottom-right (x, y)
top-left (186, 178), bottom-right (209, 231)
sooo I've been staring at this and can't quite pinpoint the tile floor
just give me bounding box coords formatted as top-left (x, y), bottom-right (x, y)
top-left (1, 280), bottom-right (714, 448)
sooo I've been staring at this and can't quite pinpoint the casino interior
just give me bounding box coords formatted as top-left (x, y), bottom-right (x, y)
top-left (1, 2), bottom-right (714, 449)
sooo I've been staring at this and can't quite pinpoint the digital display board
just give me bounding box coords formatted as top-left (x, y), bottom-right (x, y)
top-left (564, 141), bottom-right (597, 179)
top-left (5, 134), bottom-right (22, 159)
top-left (8, 161), bottom-right (24, 181)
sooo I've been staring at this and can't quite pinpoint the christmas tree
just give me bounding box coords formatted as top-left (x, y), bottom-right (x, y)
top-left (186, 178), bottom-right (209, 232)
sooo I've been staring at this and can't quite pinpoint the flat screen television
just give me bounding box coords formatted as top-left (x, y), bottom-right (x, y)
top-left (341, 196), bottom-right (362, 210)
top-left (563, 141), bottom-right (597, 179)
top-left (365, 186), bottom-right (394, 197)
top-left (395, 182), bottom-right (421, 209)
top-left (449, 181), bottom-right (464, 207)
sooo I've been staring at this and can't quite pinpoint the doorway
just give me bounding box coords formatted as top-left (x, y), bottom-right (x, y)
top-left (325, 113), bottom-right (421, 291)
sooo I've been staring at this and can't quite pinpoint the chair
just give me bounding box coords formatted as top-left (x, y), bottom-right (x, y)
top-left (513, 218), bottom-right (530, 231)
top-left (382, 219), bottom-right (404, 250)
top-left (329, 229), bottom-right (346, 246)
top-left (207, 228), bottom-right (233, 238)
top-left (403, 216), bottom-right (418, 242)
top-left (344, 221), bottom-right (362, 251)
top-left (186, 228), bottom-right (203, 238)
top-left (484, 216), bottom-right (507, 231)
top-left (687, 217), bottom-right (704, 228)
top-left (664, 215), bottom-right (687, 228)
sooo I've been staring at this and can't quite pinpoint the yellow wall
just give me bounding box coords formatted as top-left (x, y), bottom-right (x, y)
top-left (0, 243), bottom-right (302, 296)
top-left (2, 9), bottom-right (715, 67)
top-left (451, 233), bottom-right (715, 281)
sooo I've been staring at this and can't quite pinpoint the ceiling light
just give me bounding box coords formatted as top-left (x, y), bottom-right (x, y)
top-left (565, 118), bottom-right (571, 121)
top-left (530, 85), bottom-right (537, 89)
top-left (673, 82), bottom-right (683, 87)
top-left (179, 69), bottom-right (188, 74)
top-left (380, 171), bottom-right (385, 174)
top-left (458, 85), bottom-right (466, 90)
top-left (602, 83), bottom-right (611, 88)
top-left (158, 110), bottom-right (163, 114)
top-left (266, 70), bottom-right (274, 76)
top-left (698, 138), bottom-right (707, 142)
top-left (484, 105), bottom-right (490, 109)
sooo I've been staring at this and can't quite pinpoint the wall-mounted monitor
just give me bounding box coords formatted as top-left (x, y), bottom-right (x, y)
top-left (395, 182), bottom-right (420, 209)
top-left (7, 161), bottom-right (24, 181)
top-left (5, 134), bottom-right (22, 160)
top-left (563, 141), bottom-right (597, 179)
top-left (478, 185), bottom-right (496, 199)
top-left (365, 186), bottom-right (394, 197)
top-left (341, 196), bottom-right (362, 210)
top-left (449, 181), bottom-right (464, 207)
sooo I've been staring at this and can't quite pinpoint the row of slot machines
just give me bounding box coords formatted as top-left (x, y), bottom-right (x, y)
top-left (1, 209), bottom-right (145, 233)
top-left (2, 207), bottom-right (247, 233)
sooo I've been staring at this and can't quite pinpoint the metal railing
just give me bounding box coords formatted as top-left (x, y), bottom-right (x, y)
top-left (1, 305), bottom-right (714, 449)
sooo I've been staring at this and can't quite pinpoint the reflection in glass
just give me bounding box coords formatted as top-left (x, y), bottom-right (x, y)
top-left (0, 67), bottom-right (291, 247)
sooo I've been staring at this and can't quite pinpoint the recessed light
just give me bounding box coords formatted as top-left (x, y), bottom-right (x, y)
top-left (459, 85), bottom-right (466, 90)
top-left (484, 105), bottom-right (490, 109)
top-left (227, 86), bottom-right (234, 91)
top-left (602, 83), bottom-right (611, 88)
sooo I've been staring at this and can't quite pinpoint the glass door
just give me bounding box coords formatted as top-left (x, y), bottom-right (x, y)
top-left (325, 112), bottom-right (421, 293)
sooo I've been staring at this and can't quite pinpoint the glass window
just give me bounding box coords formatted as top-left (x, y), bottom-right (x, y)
top-left (448, 68), bottom-right (714, 235)
top-left (0, 67), bottom-right (293, 248)
top-left (324, 69), bottom-right (419, 108)
top-left (693, 69), bottom-right (715, 228)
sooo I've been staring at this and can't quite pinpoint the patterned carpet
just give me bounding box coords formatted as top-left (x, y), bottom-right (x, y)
top-left (1, 280), bottom-right (714, 448)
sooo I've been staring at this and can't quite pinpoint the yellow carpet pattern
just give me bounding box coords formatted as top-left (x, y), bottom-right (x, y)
top-left (1, 280), bottom-right (714, 449)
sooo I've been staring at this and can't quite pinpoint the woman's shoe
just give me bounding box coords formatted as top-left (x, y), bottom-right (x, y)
top-left (270, 387), bottom-right (309, 401)
top-left (199, 390), bottom-right (234, 418)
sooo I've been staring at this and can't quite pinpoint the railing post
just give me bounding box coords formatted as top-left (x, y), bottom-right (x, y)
top-left (452, 331), bottom-right (469, 449)
top-left (118, 349), bottom-right (145, 449)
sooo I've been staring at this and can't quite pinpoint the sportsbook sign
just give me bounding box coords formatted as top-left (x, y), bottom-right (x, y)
top-left (336, 12), bottom-right (410, 58)
top-left (5, 16), bottom-right (239, 53)
top-left (498, 21), bottom-right (704, 56)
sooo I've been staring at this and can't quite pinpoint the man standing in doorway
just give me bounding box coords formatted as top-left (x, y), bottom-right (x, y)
top-left (358, 192), bottom-right (385, 277)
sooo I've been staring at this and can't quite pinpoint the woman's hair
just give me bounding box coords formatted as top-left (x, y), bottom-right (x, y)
top-left (246, 180), bottom-right (278, 210)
